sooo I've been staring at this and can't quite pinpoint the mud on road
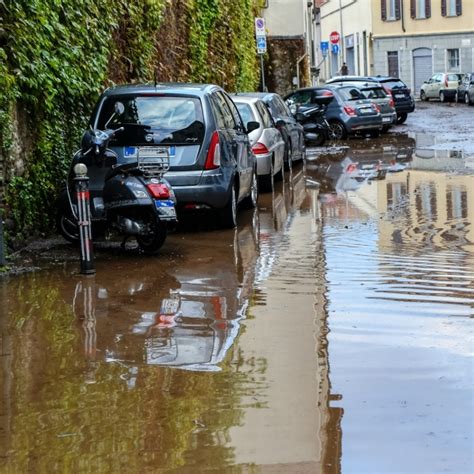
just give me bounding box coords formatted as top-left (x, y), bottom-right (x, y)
top-left (0, 103), bottom-right (473, 473)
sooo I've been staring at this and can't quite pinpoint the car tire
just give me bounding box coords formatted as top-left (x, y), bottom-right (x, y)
top-left (465, 93), bottom-right (472, 106)
top-left (454, 91), bottom-right (459, 103)
top-left (242, 169), bottom-right (259, 209)
top-left (396, 113), bottom-right (408, 125)
top-left (218, 182), bottom-right (238, 229)
top-left (440, 91), bottom-right (446, 103)
top-left (328, 120), bottom-right (347, 140)
top-left (420, 90), bottom-right (427, 102)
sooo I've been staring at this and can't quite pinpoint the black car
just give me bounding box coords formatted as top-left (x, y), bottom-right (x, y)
top-left (236, 92), bottom-right (305, 169)
top-left (88, 83), bottom-right (260, 228)
top-left (326, 75), bottom-right (415, 124)
top-left (456, 73), bottom-right (474, 103)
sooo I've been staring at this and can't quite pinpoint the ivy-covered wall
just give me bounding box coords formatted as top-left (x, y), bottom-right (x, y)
top-left (0, 0), bottom-right (263, 242)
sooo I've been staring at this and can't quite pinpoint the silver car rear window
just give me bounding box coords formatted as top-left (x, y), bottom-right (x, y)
top-left (235, 103), bottom-right (256, 125)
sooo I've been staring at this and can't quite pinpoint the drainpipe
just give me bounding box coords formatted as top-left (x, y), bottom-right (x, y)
top-left (339, 0), bottom-right (345, 62)
top-left (296, 53), bottom-right (308, 88)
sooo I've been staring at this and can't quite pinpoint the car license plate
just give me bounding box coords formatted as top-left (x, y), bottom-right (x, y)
top-left (160, 298), bottom-right (180, 314)
top-left (395, 94), bottom-right (405, 98)
top-left (155, 200), bottom-right (177, 220)
top-left (382, 117), bottom-right (391, 123)
top-left (359, 108), bottom-right (372, 114)
top-left (138, 146), bottom-right (168, 158)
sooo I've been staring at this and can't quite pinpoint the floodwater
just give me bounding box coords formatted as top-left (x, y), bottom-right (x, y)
top-left (0, 134), bottom-right (473, 473)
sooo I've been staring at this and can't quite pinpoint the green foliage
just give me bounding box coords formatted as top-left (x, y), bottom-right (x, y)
top-left (0, 0), bottom-right (262, 238)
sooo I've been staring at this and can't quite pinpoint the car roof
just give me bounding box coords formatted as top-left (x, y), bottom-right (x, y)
top-left (102, 82), bottom-right (221, 97)
top-left (230, 95), bottom-right (261, 105)
top-left (328, 80), bottom-right (381, 88)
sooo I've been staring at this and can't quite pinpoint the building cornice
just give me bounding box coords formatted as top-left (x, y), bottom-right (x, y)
top-left (373, 30), bottom-right (474, 40)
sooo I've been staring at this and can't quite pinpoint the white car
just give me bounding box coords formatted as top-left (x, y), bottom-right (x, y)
top-left (231, 96), bottom-right (285, 191)
top-left (420, 73), bottom-right (463, 102)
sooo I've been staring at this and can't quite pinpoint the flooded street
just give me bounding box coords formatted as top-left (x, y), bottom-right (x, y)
top-left (1, 128), bottom-right (473, 472)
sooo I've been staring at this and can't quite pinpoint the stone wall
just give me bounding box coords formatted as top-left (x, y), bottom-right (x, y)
top-left (266, 37), bottom-right (310, 97)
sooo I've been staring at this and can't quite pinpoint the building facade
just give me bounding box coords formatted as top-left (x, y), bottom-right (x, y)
top-left (372, 0), bottom-right (474, 94)
top-left (317, 0), bottom-right (374, 82)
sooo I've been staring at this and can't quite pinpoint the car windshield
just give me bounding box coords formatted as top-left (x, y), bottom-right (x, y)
top-left (381, 80), bottom-right (407, 90)
top-left (337, 87), bottom-right (365, 101)
top-left (97, 95), bottom-right (205, 145)
top-left (360, 87), bottom-right (387, 99)
top-left (235, 103), bottom-right (256, 125)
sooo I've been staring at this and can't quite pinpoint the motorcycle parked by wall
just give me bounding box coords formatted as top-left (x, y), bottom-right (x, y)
top-left (294, 104), bottom-right (331, 147)
top-left (56, 102), bottom-right (178, 254)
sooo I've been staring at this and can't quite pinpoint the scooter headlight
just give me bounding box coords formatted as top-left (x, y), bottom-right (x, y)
top-left (132, 190), bottom-right (149, 199)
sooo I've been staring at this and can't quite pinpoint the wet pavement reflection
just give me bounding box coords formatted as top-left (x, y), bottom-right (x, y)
top-left (1, 133), bottom-right (473, 472)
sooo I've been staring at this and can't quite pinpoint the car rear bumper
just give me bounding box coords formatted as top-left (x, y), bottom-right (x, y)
top-left (345, 115), bottom-right (382, 133)
top-left (440, 89), bottom-right (457, 99)
top-left (394, 101), bottom-right (415, 114)
top-left (382, 112), bottom-right (397, 125)
top-left (167, 170), bottom-right (231, 210)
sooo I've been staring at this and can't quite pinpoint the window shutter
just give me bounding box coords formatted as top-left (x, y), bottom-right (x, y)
top-left (456, 0), bottom-right (462, 15)
top-left (395, 0), bottom-right (401, 19)
top-left (441, 0), bottom-right (446, 16)
top-left (410, 0), bottom-right (416, 18)
top-left (381, 0), bottom-right (387, 20)
top-left (425, 0), bottom-right (431, 18)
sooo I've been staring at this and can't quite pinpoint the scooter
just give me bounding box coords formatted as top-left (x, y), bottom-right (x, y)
top-left (295, 104), bottom-right (331, 146)
top-left (56, 102), bottom-right (178, 254)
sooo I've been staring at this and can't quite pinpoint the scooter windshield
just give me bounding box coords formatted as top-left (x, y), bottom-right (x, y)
top-left (97, 95), bottom-right (205, 146)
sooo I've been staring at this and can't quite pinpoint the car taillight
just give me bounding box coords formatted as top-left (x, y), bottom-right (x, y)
top-left (383, 86), bottom-right (393, 96)
top-left (205, 131), bottom-right (221, 170)
top-left (444, 77), bottom-right (448, 88)
top-left (346, 163), bottom-right (358, 173)
top-left (344, 106), bottom-right (357, 116)
top-left (389, 98), bottom-right (395, 107)
top-left (146, 183), bottom-right (170, 199)
top-left (373, 103), bottom-right (381, 113)
top-left (252, 142), bottom-right (269, 154)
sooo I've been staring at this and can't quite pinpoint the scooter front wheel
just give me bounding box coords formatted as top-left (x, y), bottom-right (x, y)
top-left (136, 211), bottom-right (167, 255)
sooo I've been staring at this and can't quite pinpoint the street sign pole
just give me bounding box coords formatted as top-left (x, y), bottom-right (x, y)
top-left (260, 54), bottom-right (266, 91)
top-left (255, 17), bottom-right (267, 92)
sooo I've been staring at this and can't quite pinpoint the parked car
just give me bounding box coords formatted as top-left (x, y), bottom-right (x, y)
top-left (235, 92), bottom-right (305, 169)
top-left (326, 80), bottom-right (396, 131)
top-left (285, 85), bottom-right (382, 140)
top-left (456, 72), bottom-right (474, 104)
top-left (420, 73), bottom-right (463, 102)
top-left (231, 96), bottom-right (285, 191)
top-left (326, 75), bottom-right (415, 124)
top-left (89, 83), bottom-right (260, 228)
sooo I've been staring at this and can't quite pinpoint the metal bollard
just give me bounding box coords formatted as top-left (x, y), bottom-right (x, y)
top-left (74, 163), bottom-right (95, 275)
top-left (0, 196), bottom-right (6, 267)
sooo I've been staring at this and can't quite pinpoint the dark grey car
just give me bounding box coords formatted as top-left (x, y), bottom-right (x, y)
top-left (90, 83), bottom-right (259, 228)
top-left (456, 73), bottom-right (474, 104)
top-left (285, 85), bottom-right (383, 139)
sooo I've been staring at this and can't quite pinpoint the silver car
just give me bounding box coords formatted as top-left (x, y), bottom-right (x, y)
top-left (232, 96), bottom-right (285, 191)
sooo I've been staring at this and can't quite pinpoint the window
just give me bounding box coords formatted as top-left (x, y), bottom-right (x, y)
top-left (381, 0), bottom-right (400, 21)
top-left (442, 0), bottom-right (462, 16)
top-left (417, 0), bottom-right (426, 18)
top-left (410, 0), bottom-right (431, 19)
top-left (235, 103), bottom-right (255, 127)
top-left (255, 101), bottom-right (273, 128)
top-left (447, 49), bottom-right (460, 70)
top-left (387, 51), bottom-right (399, 77)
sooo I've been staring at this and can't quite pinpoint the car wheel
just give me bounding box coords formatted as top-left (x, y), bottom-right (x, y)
top-left (396, 113), bottom-right (408, 125)
top-left (440, 91), bottom-right (446, 103)
top-left (328, 121), bottom-right (347, 140)
top-left (420, 90), bottom-right (427, 101)
top-left (242, 169), bottom-right (259, 209)
top-left (259, 158), bottom-right (274, 193)
top-left (465, 93), bottom-right (472, 106)
top-left (218, 182), bottom-right (237, 229)
top-left (454, 91), bottom-right (459, 103)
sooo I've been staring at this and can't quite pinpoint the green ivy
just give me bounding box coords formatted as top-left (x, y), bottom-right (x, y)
top-left (0, 0), bottom-right (262, 239)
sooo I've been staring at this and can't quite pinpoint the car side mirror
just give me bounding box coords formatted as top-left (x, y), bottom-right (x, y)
top-left (246, 121), bottom-right (260, 134)
top-left (114, 102), bottom-right (125, 115)
top-left (424, 80), bottom-right (428, 84)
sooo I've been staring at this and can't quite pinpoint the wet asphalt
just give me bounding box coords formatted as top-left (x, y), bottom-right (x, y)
top-left (0, 102), bottom-right (473, 473)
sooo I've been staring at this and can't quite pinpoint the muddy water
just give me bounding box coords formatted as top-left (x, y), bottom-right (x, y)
top-left (0, 137), bottom-right (473, 473)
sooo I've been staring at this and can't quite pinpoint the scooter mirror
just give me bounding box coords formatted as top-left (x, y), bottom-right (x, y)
top-left (114, 102), bottom-right (125, 115)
